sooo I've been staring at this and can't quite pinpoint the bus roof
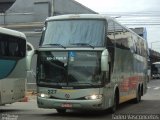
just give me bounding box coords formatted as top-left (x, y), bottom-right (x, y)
top-left (0, 27), bottom-right (26, 40)
top-left (46, 14), bottom-right (111, 21)
top-left (46, 14), bottom-right (146, 42)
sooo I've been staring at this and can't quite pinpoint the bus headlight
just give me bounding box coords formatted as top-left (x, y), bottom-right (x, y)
top-left (85, 94), bottom-right (102, 100)
top-left (38, 93), bottom-right (50, 98)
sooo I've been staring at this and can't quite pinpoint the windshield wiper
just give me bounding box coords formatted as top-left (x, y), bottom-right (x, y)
top-left (42, 43), bottom-right (66, 49)
top-left (74, 82), bottom-right (98, 86)
top-left (71, 43), bottom-right (94, 49)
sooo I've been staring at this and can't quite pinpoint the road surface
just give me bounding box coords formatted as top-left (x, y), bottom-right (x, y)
top-left (1, 79), bottom-right (160, 120)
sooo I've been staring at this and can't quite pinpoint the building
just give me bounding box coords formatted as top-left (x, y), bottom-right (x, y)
top-left (0, 0), bottom-right (15, 12)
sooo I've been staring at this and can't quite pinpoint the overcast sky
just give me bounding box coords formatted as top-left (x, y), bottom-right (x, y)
top-left (75, 0), bottom-right (160, 13)
top-left (75, 0), bottom-right (160, 51)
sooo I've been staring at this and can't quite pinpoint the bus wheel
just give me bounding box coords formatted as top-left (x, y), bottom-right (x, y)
top-left (56, 109), bottom-right (66, 113)
top-left (110, 94), bottom-right (117, 113)
top-left (133, 87), bottom-right (141, 103)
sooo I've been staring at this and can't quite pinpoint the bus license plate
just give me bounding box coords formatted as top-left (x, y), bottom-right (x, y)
top-left (61, 103), bottom-right (72, 108)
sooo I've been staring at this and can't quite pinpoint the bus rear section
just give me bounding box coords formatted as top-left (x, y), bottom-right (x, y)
top-left (0, 27), bottom-right (27, 105)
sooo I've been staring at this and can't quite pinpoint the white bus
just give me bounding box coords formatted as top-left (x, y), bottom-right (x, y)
top-left (0, 27), bottom-right (33, 105)
top-left (36, 14), bottom-right (148, 113)
top-left (151, 62), bottom-right (160, 79)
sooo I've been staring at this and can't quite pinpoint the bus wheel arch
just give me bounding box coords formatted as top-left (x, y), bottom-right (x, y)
top-left (110, 87), bottom-right (119, 113)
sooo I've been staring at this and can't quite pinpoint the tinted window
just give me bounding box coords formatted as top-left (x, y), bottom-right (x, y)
top-left (114, 23), bottom-right (129, 50)
top-left (0, 33), bottom-right (26, 59)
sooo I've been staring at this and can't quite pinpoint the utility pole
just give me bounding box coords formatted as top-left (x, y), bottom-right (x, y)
top-left (2, 9), bottom-right (6, 25)
top-left (51, 0), bottom-right (54, 16)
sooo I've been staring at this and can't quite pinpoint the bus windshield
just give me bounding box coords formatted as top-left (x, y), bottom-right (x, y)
top-left (37, 51), bottom-right (102, 87)
top-left (40, 20), bottom-right (105, 47)
top-left (151, 63), bottom-right (160, 74)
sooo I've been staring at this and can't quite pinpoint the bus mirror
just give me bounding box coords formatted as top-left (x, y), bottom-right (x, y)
top-left (101, 49), bottom-right (109, 72)
top-left (26, 42), bottom-right (35, 71)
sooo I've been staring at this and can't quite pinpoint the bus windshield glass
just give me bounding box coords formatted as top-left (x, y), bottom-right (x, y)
top-left (40, 19), bottom-right (105, 47)
top-left (37, 51), bottom-right (102, 87)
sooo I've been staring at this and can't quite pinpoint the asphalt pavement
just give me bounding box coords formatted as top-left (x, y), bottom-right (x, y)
top-left (0, 79), bottom-right (160, 120)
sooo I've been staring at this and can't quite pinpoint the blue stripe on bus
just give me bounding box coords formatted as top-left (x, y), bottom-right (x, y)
top-left (0, 59), bottom-right (17, 79)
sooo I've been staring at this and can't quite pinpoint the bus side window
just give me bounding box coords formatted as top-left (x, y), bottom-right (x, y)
top-left (10, 38), bottom-right (26, 58)
top-left (0, 40), bottom-right (5, 56)
top-left (114, 23), bottom-right (129, 50)
top-left (0, 35), bottom-right (8, 57)
top-left (8, 41), bottom-right (19, 57)
top-left (18, 39), bottom-right (26, 57)
top-left (3, 35), bottom-right (26, 58)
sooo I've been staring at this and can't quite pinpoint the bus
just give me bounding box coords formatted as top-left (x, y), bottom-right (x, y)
top-left (0, 27), bottom-right (34, 105)
top-left (151, 62), bottom-right (160, 79)
top-left (36, 14), bottom-right (148, 113)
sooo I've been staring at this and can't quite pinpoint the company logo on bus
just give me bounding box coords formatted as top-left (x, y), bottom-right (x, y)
top-left (65, 94), bottom-right (70, 99)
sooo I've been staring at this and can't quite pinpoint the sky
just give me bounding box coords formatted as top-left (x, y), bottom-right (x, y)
top-left (75, 0), bottom-right (160, 51)
top-left (75, 0), bottom-right (160, 13)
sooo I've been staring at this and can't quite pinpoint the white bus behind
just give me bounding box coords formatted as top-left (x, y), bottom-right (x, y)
top-left (0, 27), bottom-right (33, 105)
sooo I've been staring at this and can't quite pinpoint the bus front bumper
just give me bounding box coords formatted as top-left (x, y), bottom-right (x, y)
top-left (37, 97), bottom-right (104, 110)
